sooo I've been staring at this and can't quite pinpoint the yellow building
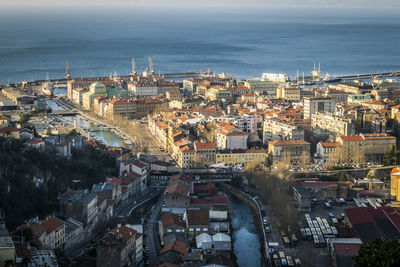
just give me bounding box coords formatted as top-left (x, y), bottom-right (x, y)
top-left (0, 223), bottom-right (15, 267)
top-left (391, 167), bottom-right (400, 201)
top-left (276, 87), bottom-right (301, 101)
top-left (216, 148), bottom-right (267, 166)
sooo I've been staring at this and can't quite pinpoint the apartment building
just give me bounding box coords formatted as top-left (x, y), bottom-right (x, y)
top-left (268, 139), bottom-right (311, 166)
top-left (128, 80), bottom-right (179, 97)
top-left (303, 97), bottom-right (336, 119)
top-left (311, 113), bottom-right (355, 136)
top-left (215, 123), bottom-right (248, 150)
top-left (276, 87), bottom-right (301, 101)
top-left (215, 148), bottom-right (267, 166)
top-left (263, 118), bottom-right (304, 144)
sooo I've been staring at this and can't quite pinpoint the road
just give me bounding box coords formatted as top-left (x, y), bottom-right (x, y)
top-left (145, 197), bottom-right (163, 266)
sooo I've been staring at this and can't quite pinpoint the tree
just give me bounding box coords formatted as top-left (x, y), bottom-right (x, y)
top-left (354, 238), bottom-right (400, 267)
top-left (384, 147), bottom-right (399, 166)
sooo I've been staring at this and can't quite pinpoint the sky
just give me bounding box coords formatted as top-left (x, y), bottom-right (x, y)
top-left (1, 0), bottom-right (399, 9)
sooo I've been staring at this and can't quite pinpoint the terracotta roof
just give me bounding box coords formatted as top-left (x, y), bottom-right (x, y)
top-left (340, 136), bottom-right (364, 142)
top-left (320, 142), bottom-right (341, 148)
top-left (165, 182), bottom-right (189, 197)
top-left (131, 160), bottom-right (147, 168)
top-left (0, 126), bottom-right (19, 133)
top-left (186, 209), bottom-right (209, 226)
top-left (160, 240), bottom-right (189, 255)
top-left (269, 139), bottom-right (310, 146)
top-left (161, 213), bottom-right (186, 228)
top-left (105, 225), bottom-right (137, 242)
top-left (106, 177), bottom-right (123, 186)
top-left (30, 216), bottom-right (64, 238)
top-left (190, 193), bottom-right (228, 205)
top-left (195, 142), bottom-right (216, 149)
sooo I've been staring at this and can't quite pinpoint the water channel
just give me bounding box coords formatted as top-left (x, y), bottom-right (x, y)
top-left (229, 194), bottom-right (262, 267)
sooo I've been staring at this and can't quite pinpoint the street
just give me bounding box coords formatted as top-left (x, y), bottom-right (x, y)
top-left (145, 197), bottom-right (163, 266)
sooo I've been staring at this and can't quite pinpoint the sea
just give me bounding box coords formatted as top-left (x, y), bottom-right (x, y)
top-left (0, 8), bottom-right (400, 84)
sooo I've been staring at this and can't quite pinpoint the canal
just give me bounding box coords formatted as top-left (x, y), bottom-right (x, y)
top-left (229, 194), bottom-right (262, 267)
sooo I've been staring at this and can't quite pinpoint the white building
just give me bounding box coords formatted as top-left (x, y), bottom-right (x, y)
top-left (303, 96), bottom-right (336, 119)
top-left (215, 123), bottom-right (248, 150)
top-left (316, 141), bottom-right (341, 164)
top-left (263, 118), bottom-right (304, 144)
top-left (262, 73), bottom-right (288, 82)
top-left (311, 113), bottom-right (355, 136)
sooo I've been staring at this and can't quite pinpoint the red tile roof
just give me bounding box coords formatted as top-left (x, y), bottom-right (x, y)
top-left (160, 241), bottom-right (189, 255)
top-left (333, 243), bottom-right (361, 256)
top-left (195, 142), bottom-right (216, 149)
top-left (30, 216), bottom-right (65, 238)
top-left (186, 209), bottom-right (209, 226)
top-left (161, 213), bottom-right (185, 228)
top-left (269, 139), bottom-right (310, 146)
top-left (105, 225), bottom-right (137, 242)
top-left (340, 136), bottom-right (364, 142)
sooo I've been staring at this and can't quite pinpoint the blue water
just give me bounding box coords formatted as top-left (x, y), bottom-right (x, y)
top-left (0, 9), bottom-right (399, 84)
top-left (229, 195), bottom-right (262, 267)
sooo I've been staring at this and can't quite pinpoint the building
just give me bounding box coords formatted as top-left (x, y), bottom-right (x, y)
top-left (263, 118), bottom-right (304, 144)
top-left (215, 123), bottom-right (248, 150)
top-left (390, 167), bottom-right (400, 201)
top-left (205, 88), bottom-right (232, 101)
top-left (244, 79), bottom-right (279, 96)
top-left (82, 82), bottom-right (128, 110)
top-left (166, 91), bottom-right (182, 101)
top-left (303, 97), bottom-right (336, 119)
top-left (216, 148), bottom-right (267, 166)
top-left (59, 190), bottom-right (98, 233)
top-left (29, 216), bottom-right (65, 249)
top-left (193, 142), bottom-right (216, 166)
top-left (183, 78), bottom-right (205, 94)
top-left (128, 79), bottom-right (179, 97)
top-left (0, 220), bottom-right (14, 267)
top-left (106, 98), bottom-right (167, 119)
top-left (276, 87), bottom-right (301, 101)
top-left (184, 209), bottom-right (210, 238)
top-left (1, 87), bottom-right (37, 109)
top-left (315, 142), bottom-right (341, 164)
top-left (72, 88), bottom-right (89, 105)
top-left (337, 133), bottom-right (396, 163)
top-left (344, 206), bottom-right (400, 243)
top-left (311, 113), bottom-right (355, 136)
top-left (268, 139), bottom-right (311, 166)
top-left (165, 182), bottom-right (190, 208)
top-left (67, 78), bottom-right (118, 99)
top-left (159, 213), bottom-right (187, 246)
top-left (97, 225), bottom-right (139, 267)
top-left (64, 218), bottom-right (84, 250)
top-left (261, 73), bottom-right (288, 82)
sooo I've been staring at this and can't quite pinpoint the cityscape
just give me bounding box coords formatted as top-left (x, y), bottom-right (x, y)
top-left (1, 1), bottom-right (400, 267)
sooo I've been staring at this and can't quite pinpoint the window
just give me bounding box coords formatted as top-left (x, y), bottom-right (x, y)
top-left (167, 229), bottom-right (172, 233)
top-left (203, 227), bottom-right (208, 231)
top-left (189, 228), bottom-right (194, 232)
top-left (196, 228), bottom-right (201, 231)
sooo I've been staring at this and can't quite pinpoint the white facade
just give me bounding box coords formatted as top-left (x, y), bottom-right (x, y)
top-left (311, 113), bottom-right (355, 136)
top-left (263, 118), bottom-right (304, 144)
top-left (216, 131), bottom-right (248, 150)
top-left (303, 97), bottom-right (336, 119)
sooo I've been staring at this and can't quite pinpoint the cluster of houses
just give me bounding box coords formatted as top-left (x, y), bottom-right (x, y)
top-left (155, 173), bottom-right (233, 267)
top-left (145, 76), bottom-right (400, 169)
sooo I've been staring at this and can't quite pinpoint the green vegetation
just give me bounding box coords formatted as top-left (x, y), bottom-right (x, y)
top-left (383, 147), bottom-right (400, 166)
top-left (354, 238), bottom-right (400, 267)
top-left (18, 109), bottom-right (51, 126)
top-left (0, 137), bottom-right (117, 229)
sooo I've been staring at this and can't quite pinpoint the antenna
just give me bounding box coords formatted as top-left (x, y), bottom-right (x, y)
top-left (149, 57), bottom-right (154, 75)
top-left (65, 60), bottom-right (71, 79)
top-left (130, 58), bottom-right (137, 76)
